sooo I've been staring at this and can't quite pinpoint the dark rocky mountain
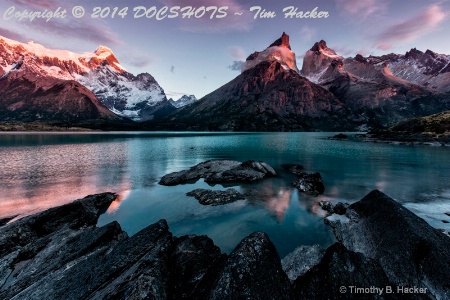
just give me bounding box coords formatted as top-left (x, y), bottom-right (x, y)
top-left (380, 48), bottom-right (450, 93)
top-left (0, 36), bottom-right (170, 122)
top-left (301, 40), bottom-right (450, 129)
top-left (155, 34), bottom-right (354, 131)
top-left (0, 70), bottom-right (121, 123)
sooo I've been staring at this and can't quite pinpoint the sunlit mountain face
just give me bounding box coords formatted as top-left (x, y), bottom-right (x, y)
top-left (0, 36), bottom-right (171, 122)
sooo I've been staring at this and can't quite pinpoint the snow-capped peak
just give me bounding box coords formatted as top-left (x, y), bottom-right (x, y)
top-left (242, 32), bottom-right (299, 73)
top-left (0, 35), bottom-right (167, 121)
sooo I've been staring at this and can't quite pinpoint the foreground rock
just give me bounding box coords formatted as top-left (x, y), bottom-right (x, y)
top-left (319, 201), bottom-right (348, 215)
top-left (0, 193), bottom-right (287, 300)
top-left (2, 190), bottom-right (450, 299)
top-left (159, 160), bottom-right (276, 186)
top-left (0, 216), bottom-right (17, 227)
top-left (326, 190), bottom-right (450, 299)
top-left (281, 245), bottom-right (325, 281)
top-left (186, 188), bottom-right (245, 206)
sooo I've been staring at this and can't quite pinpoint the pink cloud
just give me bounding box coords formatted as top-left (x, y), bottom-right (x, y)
top-left (376, 5), bottom-right (446, 46)
top-left (336, 0), bottom-right (387, 17)
top-left (377, 44), bottom-right (392, 51)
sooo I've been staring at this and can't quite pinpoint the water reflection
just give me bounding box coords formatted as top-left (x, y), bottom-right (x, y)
top-left (0, 140), bottom-right (131, 218)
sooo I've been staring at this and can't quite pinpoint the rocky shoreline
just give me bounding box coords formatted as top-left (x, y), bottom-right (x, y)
top-left (359, 132), bottom-right (450, 146)
top-left (1, 191), bottom-right (450, 299)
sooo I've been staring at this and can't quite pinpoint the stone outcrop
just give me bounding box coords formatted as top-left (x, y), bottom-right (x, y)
top-left (326, 190), bottom-right (450, 298)
top-left (159, 160), bottom-right (276, 186)
top-left (186, 188), bottom-right (245, 206)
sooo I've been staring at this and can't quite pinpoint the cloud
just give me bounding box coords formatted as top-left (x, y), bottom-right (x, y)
top-left (0, 27), bottom-right (28, 42)
top-left (8, 0), bottom-right (57, 9)
top-left (163, 0), bottom-right (254, 33)
top-left (227, 61), bottom-right (244, 71)
top-left (120, 52), bottom-right (153, 68)
top-left (23, 19), bottom-right (121, 46)
top-left (376, 5), bottom-right (446, 46)
top-left (336, 0), bottom-right (387, 17)
top-left (377, 44), bottom-right (392, 51)
top-left (300, 26), bottom-right (316, 42)
top-left (227, 46), bottom-right (246, 61)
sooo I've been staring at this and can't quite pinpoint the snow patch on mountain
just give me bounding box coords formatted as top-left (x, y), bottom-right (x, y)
top-left (169, 95), bottom-right (198, 108)
top-left (242, 32), bottom-right (299, 73)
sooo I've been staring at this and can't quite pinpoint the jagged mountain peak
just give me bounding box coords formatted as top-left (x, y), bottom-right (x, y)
top-left (95, 45), bottom-right (114, 56)
top-left (242, 32), bottom-right (299, 73)
top-left (268, 32), bottom-right (291, 50)
top-left (310, 40), bottom-right (327, 52)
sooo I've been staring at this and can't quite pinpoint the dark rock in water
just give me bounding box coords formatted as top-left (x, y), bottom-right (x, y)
top-left (326, 190), bottom-right (450, 299)
top-left (328, 133), bottom-right (348, 140)
top-left (443, 220), bottom-right (449, 224)
top-left (293, 172), bottom-right (325, 195)
top-left (293, 243), bottom-right (406, 300)
top-left (319, 201), bottom-right (334, 214)
top-left (445, 212), bottom-right (450, 217)
top-left (282, 164), bottom-right (305, 176)
top-left (281, 245), bottom-right (325, 281)
top-left (206, 232), bottom-right (292, 300)
top-left (186, 188), bottom-right (245, 206)
top-left (159, 160), bottom-right (276, 186)
top-left (0, 215), bottom-right (17, 227)
top-left (333, 202), bottom-right (348, 215)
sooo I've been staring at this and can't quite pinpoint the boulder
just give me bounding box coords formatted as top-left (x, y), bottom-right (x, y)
top-left (186, 188), bottom-right (245, 206)
top-left (320, 201), bottom-right (348, 215)
top-left (205, 232), bottom-right (292, 300)
top-left (159, 160), bottom-right (277, 186)
top-left (293, 172), bottom-right (325, 195)
top-left (326, 190), bottom-right (450, 299)
top-left (293, 243), bottom-right (414, 300)
top-left (281, 245), bottom-right (325, 281)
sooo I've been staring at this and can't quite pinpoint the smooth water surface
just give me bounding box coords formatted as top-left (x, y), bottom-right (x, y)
top-left (1, 132), bottom-right (449, 256)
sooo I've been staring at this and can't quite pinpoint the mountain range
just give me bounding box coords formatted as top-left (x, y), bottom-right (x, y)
top-left (1, 33), bottom-right (449, 131)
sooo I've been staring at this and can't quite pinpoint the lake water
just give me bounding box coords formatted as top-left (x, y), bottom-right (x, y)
top-left (1, 132), bottom-right (449, 257)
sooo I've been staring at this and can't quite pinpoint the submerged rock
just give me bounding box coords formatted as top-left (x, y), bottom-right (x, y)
top-left (282, 164), bottom-right (305, 176)
top-left (159, 160), bottom-right (277, 186)
top-left (281, 245), bottom-right (325, 281)
top-left (293, 172), bottom-right (325, 195)
top-left (326, 190), bottom-right (450, 299)
top-left (186, 188), bottom-right (245, 206)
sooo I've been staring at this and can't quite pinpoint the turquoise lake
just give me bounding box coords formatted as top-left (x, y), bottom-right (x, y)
top-left (1, 132), bottom-right (449, 257)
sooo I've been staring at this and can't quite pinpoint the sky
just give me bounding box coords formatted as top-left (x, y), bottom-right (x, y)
top-left (0, 0), bottom-right (449, 99)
